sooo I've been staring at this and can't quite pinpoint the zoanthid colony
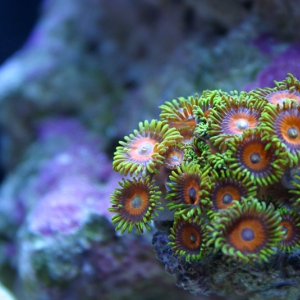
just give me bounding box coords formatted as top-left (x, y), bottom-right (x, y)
top-left (109, 73), bottom-right (300, 265)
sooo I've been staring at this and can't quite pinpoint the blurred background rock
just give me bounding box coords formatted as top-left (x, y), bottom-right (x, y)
top-left (0, 0), bottom-right (299, 299)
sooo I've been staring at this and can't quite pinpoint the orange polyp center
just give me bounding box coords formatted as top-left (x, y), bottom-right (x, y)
top-left (266, 90), bottom-right (300, 105)
top-left (184, 179), bottom-right (200, 205)
top-left (130, 138), bottom-right (156, 162)
top-left (280, 115), bottom-right (300, 144)
top-left (165, 149), bottom-right (183, 168)
top-left (124, 188), bottom-right (149, 218)
top-left (280, 220), bottom-right (293, 242)
top-left (215, 185), bottom-right (241, 209)
top-left (180, 225), bottom-right (201, 251)
top-left (232, 114), bottom-right (256, 133)
top-left (225, 112), bottom-right (257, 134)
top-left (228, 218), bottom-right (266, 253)
top-left (241, 142), bottom-right (269, 171)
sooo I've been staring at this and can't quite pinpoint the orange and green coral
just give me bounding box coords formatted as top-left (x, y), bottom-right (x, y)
top-left (109, 73), bottom-right (300, 264)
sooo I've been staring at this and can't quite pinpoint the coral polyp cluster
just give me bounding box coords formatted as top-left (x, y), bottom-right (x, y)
top-left (110, 74), bottom-right (300, 297)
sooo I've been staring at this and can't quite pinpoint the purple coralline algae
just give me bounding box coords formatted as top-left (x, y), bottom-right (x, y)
top-left (247, 43), bottom-right (300, 89)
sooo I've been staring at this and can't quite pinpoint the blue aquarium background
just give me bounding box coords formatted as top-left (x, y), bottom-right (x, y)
top-left (0, 1), bottom-right (299, 300)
